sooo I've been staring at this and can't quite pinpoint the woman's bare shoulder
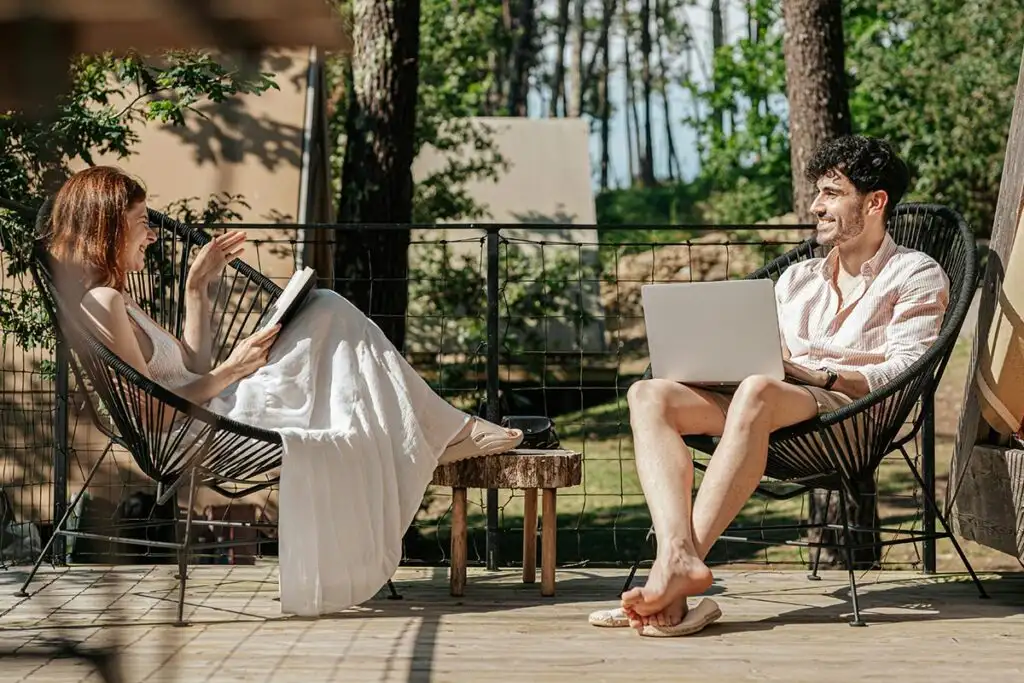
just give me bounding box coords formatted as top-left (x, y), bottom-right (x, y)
top-left (80, 286), bottom-right (124, 308)
top-left (79, 287), bottom-right (130, 322)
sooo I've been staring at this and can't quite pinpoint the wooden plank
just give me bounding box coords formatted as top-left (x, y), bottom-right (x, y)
top-left (2, 567), bottom-right (1023, 683)
top-left (950, 46), bottom-right (1024, 556)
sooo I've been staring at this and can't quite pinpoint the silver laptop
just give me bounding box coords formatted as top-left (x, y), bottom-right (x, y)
top-left (641, 279), bottom-right (785, 385)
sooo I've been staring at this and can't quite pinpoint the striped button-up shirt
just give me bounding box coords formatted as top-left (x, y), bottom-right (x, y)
top-left (776, 232), bottom-right (950, 393)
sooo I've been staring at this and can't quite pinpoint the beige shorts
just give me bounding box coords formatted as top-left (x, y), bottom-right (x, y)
top-left (702, 382), bottom-right (854, 419)
top-left (700, 383), bottom-right (863, 467)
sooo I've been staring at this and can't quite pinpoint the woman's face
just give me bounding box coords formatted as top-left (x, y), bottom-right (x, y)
top-left (122, 201), bottom-right (156, 273)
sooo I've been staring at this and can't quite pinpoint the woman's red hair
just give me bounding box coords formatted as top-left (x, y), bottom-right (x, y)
top-left (45, 166), bottom-right (147, 291)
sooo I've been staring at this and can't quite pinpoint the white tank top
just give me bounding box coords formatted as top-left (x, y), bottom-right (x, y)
top-left (123, 298), bottom-right (204, 390)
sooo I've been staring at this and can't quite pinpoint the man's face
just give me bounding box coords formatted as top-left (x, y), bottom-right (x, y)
top-left (808, 170), bottom-right (868, 247)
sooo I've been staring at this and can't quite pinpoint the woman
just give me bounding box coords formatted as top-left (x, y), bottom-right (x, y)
top-left (43, 166), bottom-right (522, 616)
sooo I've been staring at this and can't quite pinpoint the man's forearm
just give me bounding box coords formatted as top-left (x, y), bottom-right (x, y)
top-left (830, 370), bottom-right (870, 400)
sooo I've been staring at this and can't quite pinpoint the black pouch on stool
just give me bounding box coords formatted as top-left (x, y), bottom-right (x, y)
top-left (501, 415), bottom-right (560, 449)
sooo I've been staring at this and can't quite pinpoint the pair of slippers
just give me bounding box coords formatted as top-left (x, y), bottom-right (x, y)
top-left (438, 417), bottom-right (524, 464)
top-left (587, 599), bottom-right (722, 637)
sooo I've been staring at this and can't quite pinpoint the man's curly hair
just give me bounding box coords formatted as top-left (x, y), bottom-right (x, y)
top-left (804, 135), bottom-right (910, 219)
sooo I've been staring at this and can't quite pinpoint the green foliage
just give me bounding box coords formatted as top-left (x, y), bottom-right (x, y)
top-left (602, 0), bottom-right (1024, 235)
top-left (328, 0), bottom-right (507, 224)
top-left (0, 52), bottom-right (276, 206)
top-left (413, 0), bottom-right (507, 222)
top-left (161, 192), bottom-right (251, 225)
top-left (683, 0), bottom-right (792, 224)
top-left (0, 51), bottom-right (276, 354)
top-left (844, 0), bottom-right (1024, 235)
top-left (599, 0), bottom-right (792, 228)
top-left (407, 242), bottom-right (599, 387)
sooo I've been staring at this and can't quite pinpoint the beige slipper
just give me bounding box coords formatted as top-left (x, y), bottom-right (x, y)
top-left (438, 418), bottom-right (523, 465)
top-left (588, 606), bottom-right (631, 628)
top-left (638, 598), bottom-right (722, 637)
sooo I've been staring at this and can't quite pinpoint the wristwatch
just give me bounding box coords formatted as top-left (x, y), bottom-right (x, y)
top-left (821, 368), bottom-right (839, 390)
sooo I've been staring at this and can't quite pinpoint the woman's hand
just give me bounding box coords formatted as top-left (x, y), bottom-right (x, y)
top-left (186, 231), bottom-right (247, 293)
top-left (220, 324), bottom-right (281, 381)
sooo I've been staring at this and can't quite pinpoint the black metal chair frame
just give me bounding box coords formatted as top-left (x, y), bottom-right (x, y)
top-left (620, 203), bottom-right (988, 625)
top-left (16, 206), bottom-right (400, 624)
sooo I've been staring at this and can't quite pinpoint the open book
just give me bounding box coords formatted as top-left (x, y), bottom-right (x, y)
top-left (262, 267), bottom-right (316, 331)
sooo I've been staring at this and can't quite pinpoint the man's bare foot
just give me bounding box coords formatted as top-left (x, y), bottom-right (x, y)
top-left (620, 551), bottom-right (713, 618)
top-left (625, 595), bottom-right (688, 631)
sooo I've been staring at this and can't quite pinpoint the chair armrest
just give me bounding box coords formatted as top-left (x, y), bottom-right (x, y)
top-left (81, 333), bottom-right (282, 446)
top-left (147, 209), bottom-right (284, 298)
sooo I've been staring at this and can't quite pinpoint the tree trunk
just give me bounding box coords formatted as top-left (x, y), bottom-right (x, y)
top-left (622, 6), bottom-right (638, 184)
top-left (782, 0), bottom-right (852, 222)
top-left (711, 0), bottom-right (725, 136)
top-left (781, 0), bottom-right (873, 569)
top-left (490, 0), bottom-right (514, 115)
top-left (508, 0), bottom-right (536, 116)
top-left (335, 0), bottom-right (420, 350)
top-left (656, 0), bottom-right (679, 181)
top-left (598, 0), bottom-right (615, 190)
top-left (639, 0), bottom-right (656, 186)
top-left (550, 0), bottom-right (571, 117)
top-left (569, 0), bottom-right (586, 117)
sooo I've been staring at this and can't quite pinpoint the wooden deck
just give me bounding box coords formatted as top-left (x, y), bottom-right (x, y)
top-left (1, 565), bottom-right (1022, 682)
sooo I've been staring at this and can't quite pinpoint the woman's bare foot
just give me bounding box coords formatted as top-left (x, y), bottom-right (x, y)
top-left (620, 550), bottom-right (713, 618)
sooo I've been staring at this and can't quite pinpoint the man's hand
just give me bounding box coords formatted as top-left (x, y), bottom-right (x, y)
top-left (186, 231), bottom-right (247, 293)
top-left (783, 360), bottom-right (826, 387)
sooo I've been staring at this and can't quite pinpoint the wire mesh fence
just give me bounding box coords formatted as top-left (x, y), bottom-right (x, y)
top-left (0, 219), bottom-right (934, 573)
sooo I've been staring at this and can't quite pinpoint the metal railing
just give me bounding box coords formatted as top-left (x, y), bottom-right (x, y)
top-left (1, 210), bottom-right (934, 571)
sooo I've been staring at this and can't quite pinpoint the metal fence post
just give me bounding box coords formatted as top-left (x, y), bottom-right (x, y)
top-left (52, 336), bottom-right (70, 566)
top-left (922, 392), bottom-right (936, 574)
top-left (485, 227), bottom-right (501, 571)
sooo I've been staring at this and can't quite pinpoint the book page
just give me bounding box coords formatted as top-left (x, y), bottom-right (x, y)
top-left (264, 267), bottom-right (314, 328)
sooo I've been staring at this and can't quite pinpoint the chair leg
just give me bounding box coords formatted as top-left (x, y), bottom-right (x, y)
top-left (808, 489), bottom-right (832, 582)
top-left (386, 579), bottom-right (402, 600)
top-left (837, 485), bottom-right (866, 627)
top-left (620, 526), bottom-right (656, 595)
top-left (175, 464), bottom-right (198, 627)
top-left (621, 556), bottom-right (642, 595)
top-left (898, 447), bottom-right (988, 599)
top-left (15, 443), bottom-right (114, 598)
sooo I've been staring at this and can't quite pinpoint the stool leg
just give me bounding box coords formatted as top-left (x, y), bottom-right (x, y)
top-left (451, 487), bottom-right (467, 597)
top-left (541, 488), bottom-right (557, 597)
top-left (522, 489), bottom-right (538, 584)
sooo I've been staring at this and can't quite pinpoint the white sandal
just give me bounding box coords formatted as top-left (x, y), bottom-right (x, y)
top-left (588, 598), bottom-right (722, 637)
top-left (438, 418), bottom-right (523, 465)
top-left (638, 598), bottom-right (722, 637)
top-left (588, 606), bottom-right (631, 628)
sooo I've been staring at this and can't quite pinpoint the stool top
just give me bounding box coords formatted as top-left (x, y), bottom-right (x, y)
top-left (431, 449), bottom-right (582, 489)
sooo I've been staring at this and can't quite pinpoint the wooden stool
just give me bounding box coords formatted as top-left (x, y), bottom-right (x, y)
top-left (431, 448), bottom-right (582, 597)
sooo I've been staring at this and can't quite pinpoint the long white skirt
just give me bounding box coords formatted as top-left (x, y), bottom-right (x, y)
top-left (207, 290), bottom-right (469, 616)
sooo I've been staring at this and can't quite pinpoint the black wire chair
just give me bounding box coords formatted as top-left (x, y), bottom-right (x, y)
top-left (621, 203), bottom-right (987, 625)
top-left (17, 205), bottom-right (400, 625)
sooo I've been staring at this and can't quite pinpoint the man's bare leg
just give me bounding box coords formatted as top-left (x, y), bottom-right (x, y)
top-left (621, 379), bottom-right (728, 625)
top-left (623, 376), bottom-right (818, 627)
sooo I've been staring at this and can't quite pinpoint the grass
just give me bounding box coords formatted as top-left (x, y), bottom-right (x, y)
top-left (408, 335), bottom-right (1024, 573)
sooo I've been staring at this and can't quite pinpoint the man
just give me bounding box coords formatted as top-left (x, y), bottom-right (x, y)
top-left (611, 135), bottom-right (950, 636)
